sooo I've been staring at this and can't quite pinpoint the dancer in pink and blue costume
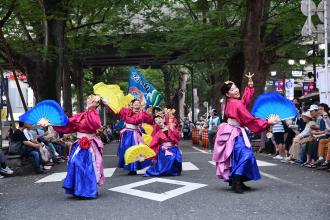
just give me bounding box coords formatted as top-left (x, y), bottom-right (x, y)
top-left (54, 95), bottom-right (105, 199)
top-left (116, 99), bottom-right (153, 175)
top-left (213, 74), bottom-right (277, 193)
top-left (145, 115), bottom-right (182, 176)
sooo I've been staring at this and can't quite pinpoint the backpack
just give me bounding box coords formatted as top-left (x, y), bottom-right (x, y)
top-left (8, 142), bottom-right (22, 155)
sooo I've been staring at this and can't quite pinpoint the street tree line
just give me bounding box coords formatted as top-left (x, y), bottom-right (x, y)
top-left (0, 0), bottom-right (307, 116)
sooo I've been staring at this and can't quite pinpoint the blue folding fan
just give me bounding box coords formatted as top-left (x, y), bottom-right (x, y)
top-left (251, 92), bottom-right (297, 120)
top-left (19, 100), bottom-right (68, 126)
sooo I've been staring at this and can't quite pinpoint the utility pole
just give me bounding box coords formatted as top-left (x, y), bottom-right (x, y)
top-left (324, 0), bottom-right (329, 105)
top-left (191, 69), bottom-right (194, 124)
top-left (301, 0), bottom-right (330, 105)
top-left (313, 41), bottom-right (317, 90)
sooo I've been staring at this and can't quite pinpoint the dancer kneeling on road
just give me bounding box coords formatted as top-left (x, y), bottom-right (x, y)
top-left (145, 114), bottom-right (182, 176)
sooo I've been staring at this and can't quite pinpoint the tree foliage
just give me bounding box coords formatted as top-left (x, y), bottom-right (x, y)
top-left (0, 0), bottom-right (312, 116)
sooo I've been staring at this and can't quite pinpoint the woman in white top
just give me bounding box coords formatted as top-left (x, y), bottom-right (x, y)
top-left (287, 111), bottom-right (316, 162)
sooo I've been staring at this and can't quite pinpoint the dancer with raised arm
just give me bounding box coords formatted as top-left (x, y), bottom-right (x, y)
top-left (54, 95), bottom-right (105, 199)
top-left (117, 99), bottom-right (154, 175)
top-left (213, 73), bottom-right (278, 193)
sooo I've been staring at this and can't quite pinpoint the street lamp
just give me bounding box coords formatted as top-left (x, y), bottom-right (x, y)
top-left (271, 71), bottom-right (277, 76)
top-left (319, 44), bottom-right (326, 50)
top-left (288, 59), bottom-right (295, 65)
top-left (299, 59), bottom-right (306, 65)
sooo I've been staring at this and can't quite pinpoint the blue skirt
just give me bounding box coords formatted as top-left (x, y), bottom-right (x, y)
top-left (63, 142), bottom-right (98, 198)
top-left (145, 146), bottom-right (182, 176)
top-left (230, 136), bottom-right (261, 182)
top-left (117, 130), bottom-right (151, 171)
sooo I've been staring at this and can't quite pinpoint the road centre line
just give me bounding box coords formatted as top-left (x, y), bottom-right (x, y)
top-left (192, 146), bottom-right (209, 154)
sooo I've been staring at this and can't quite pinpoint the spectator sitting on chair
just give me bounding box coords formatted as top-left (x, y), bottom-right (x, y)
top-left (12, 122), bottom-right (46, 174)
top-left (36, 125), bottom-right (64, 164)
top-left (303, 104), bottom-right (328, 167)
top-left (317, 140), bottom-right (330, 171)
top-left (286, 111), bottom-right (316, 163)
top-left (315, 111), bottom-right (330, 166)
top-left (0, 149), bottom-right (14, 178)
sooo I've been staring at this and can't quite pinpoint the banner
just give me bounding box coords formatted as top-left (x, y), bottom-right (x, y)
top-left (274, 79), bottom-right (285, 93)
top-left (302, 82), bottom-right (315, 95)
top-left (316, 68), bottom-right (330, 105)
top-left (128, 67), bottom-right (163, 107)
top-left (285, 79), bottom-right (294, 100)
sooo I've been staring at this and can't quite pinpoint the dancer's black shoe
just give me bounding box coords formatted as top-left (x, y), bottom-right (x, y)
top-left (241, 182), bottom-right (251, 190)
top-left (128, 171), bottom-right (137, 175)
top-left (232, 175), bottom-right (244, 194)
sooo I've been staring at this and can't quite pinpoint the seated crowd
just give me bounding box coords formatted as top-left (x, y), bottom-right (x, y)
top-left (262, 102), bottom-right (330, 171)
top-left (5, 121), bottom-right (75, 175)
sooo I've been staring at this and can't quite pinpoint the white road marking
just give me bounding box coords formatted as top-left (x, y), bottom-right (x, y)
top-left (182, 162), bottom-right (199, 171)
top-left (104, 168), bottom-right (116, 178)
top-left (192, 146), bottom-right (209, 154)
top-left (209, 161), bottom-right (216, 166)
top-left (256, 160), bottom-right (277, 167)
top-left (136, 162), bottom-right (199, 175)
top-left (35, 172), bottom-right (67, 183)
top-left (259, 171), bottom-right (293, 185)
top-left (208, 160), bottom-right (294, 185)
top-left (208, 160), bottom-right (277, 167)
top-left (35, 168), bottom-right (117, 183)
top-left (108, 178), bottom-right (207, 202)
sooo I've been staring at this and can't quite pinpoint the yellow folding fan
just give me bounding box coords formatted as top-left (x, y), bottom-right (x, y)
top-left (93, 82), bottom-right (134, 114)
top-left (124, 144), bottom-right (156, 165)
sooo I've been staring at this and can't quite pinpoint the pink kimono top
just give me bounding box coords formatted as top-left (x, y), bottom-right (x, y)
top-left (149, 126), bottom-right (181, 156)
top-left (213, 86), bottom-right (269, 180)
top-left (54, 108), bottom-right (101, 134)
top-left (152, 115), bottom-right (179, 137)
top-left (118, 108), bottom-right (153, 126)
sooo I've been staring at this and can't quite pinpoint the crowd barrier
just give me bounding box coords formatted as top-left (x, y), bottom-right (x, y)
top-left (192, 128), bottom-right (209, 149)
top-left (192, 128), bottom-right (261, 151)
top-left (192, 128), bottom-right (199, 145)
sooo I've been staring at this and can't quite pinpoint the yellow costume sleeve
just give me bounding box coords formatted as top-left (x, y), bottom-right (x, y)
top-left (141, 123), bottom-right (154, 146)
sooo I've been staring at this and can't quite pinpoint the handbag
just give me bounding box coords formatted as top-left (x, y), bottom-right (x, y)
top-left (39, 144), bottom-right (50, 162)
top-left (8, 141), bottom-right (22, 155)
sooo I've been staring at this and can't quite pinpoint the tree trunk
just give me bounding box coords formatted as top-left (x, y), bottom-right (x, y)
top-left (178, 70), bottom-right (188, 124)
top-left (75, 64), bottom-right (84, 112)
top-left (228, 51), bottom-right (245, 90)
top-left (161, 66), bottom-right (172, 107)
top-left (33, 0), bottom-right (66, 102)
top-left (62, 61), bottom-right (72, 115)
top-left (208, 69), bottom-right (223, 112)
top-left (242, 0), bottom-right (276, 98)
top-left (242, 0), bottom-right (265, 92)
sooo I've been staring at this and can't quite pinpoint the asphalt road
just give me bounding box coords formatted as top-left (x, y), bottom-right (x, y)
top-left (1, 140), bottom-right (330, 220)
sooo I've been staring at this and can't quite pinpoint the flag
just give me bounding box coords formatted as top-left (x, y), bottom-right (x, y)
top-left (128, 67), bottom-right (163, 107)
